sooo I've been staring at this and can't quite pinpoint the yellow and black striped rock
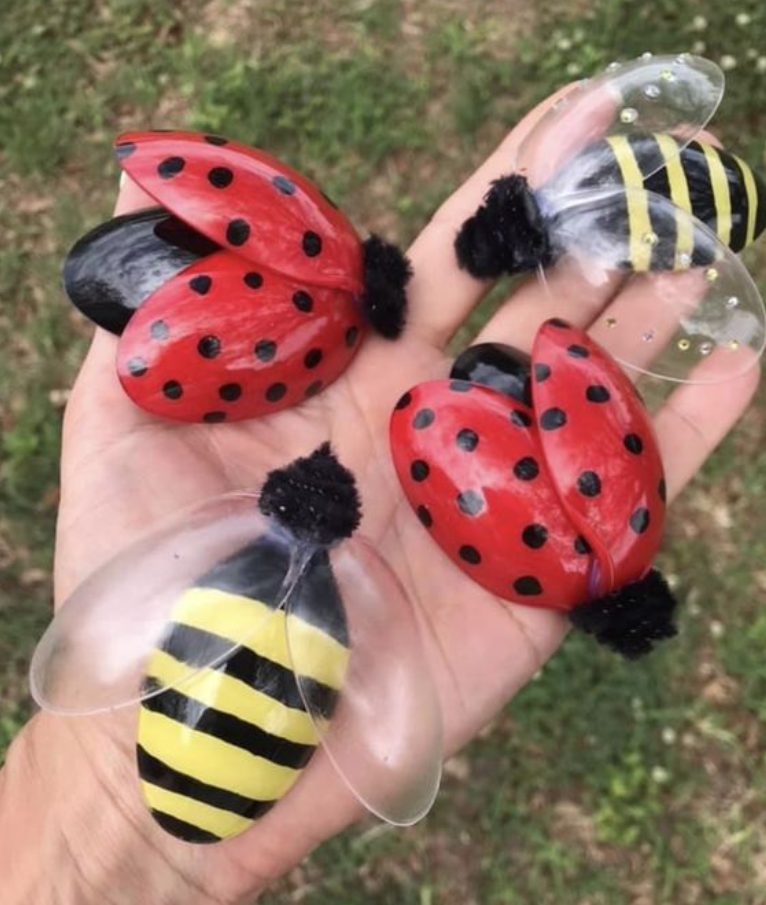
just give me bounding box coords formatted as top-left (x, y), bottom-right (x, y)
top-left (136, 533), bottom-right (349, 843)
top-left (562, 132), bottom-right (766, 272)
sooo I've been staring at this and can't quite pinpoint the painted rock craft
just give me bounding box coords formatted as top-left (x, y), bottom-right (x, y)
top-left (64, 131), bottom-right (412, 423)
top-left (30, 446), bottom-right (442, 842)
top-left (390, 319), bottom-right (677, 659)
top-left (455, 54), bottom-right (766, 387)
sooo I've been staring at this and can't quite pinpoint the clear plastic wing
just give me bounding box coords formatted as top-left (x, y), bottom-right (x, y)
top-left (517, 54), bottom-right (724, 190)
top-left (286, 536), bottom-right (443, 825)
top-left (30, 494), bottom-right (294, 715)
top-left (544, 187), bottom-right (765, 383)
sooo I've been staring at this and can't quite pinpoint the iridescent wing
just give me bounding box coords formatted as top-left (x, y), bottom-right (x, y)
top-left (517, 54), bottom-right (724, 191)
top-left (543, 187), bottom-right (765, 384)
top-left (30, 495), bottom-right (295, 715)
top-left (286, 535), bottom-right (443, 825)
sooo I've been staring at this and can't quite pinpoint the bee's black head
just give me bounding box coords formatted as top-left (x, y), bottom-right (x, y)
top-left (455, 174), bottom-right (552, 279)
top-left (259, 443), bottom-right (361, 547)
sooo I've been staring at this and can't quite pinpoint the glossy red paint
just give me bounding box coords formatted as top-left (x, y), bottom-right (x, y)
top-left (111, 130), bottom-right (366, 422)
top-left (389, 320), bottom-right (666, 611)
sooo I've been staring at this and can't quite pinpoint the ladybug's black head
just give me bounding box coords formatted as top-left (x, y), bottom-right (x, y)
top-left (455, 174), bottom-right (553, 279)
top-left (450, 342), bottom-right (532, 407)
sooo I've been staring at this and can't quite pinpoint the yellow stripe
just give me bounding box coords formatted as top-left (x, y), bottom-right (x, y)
top-left (736, 155), bottom-right (759, 246)
top-left (138, 708), bottom-right (302, 801)
top-left (173, 587), bottom-right (349, 689)
top-left (655, 133), bottom-right (694, 267)
top-left (702, 143), bottom-right (732, 246)
top-left (146, 648), bottom-right (319, 745)
top-left (141, 781), bottom-right (253, 839)
top-left (607, 136), bottom-right (653, 271)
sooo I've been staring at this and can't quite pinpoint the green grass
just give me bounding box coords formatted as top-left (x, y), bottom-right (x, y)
top-left (2, 0), bottom-right (766, 901)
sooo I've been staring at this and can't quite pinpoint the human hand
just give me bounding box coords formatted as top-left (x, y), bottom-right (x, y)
top-left (2, 85), bottom-right (759, 905)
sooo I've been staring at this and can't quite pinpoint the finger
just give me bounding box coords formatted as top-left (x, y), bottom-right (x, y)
top-left (653, 357), bottom-right (760, 501)
top-left (473, 261), bottom-right (624, 353)
top-left (405, 82), bottom-right (596, 347)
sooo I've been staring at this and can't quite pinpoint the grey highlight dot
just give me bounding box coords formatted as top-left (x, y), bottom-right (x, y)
top-left (413, 408), bottom-right (435, 430)
top-left (630, 507), bottom-right (651, 534)
top-left (457, 489), bottom-right (484, 516)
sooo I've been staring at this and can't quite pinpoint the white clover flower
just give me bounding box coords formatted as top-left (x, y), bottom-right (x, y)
top-left (736, 12), bottom-right (752, 25)
top-left (557, 36), bottom-right (573, 51)
top-left (693, 40), bottom-right (707, 54)
top-left (652, 766), bottom-right (670, 784)
top-left (757, 56), bottom-right (766, 72)
top-left (692, 15), bottom-right (708, 30)
top-left (747, 48), bottom-right (759, 59)
top-left (566, 61), bottom-right (582, 76)
top-left (662, 727), bottom-right (677, 745)
top-left (710, 619), bottom-right (725, 638)
top-left (720, 55), bottom-right (738, 70)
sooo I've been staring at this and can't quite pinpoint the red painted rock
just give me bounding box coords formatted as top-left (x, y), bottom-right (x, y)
top-left (390, 320), bottom-right (673, 657)
top-left (64, 131), bottom-right (410, 423)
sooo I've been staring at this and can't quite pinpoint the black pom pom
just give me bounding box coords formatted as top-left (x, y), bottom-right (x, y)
top-left (454, 174), bottom-right (552, 279)
top-left (569, 569), bottom-right (678, 660)
top-left (258, 443), bottom-right (361, 546)
top-left (360, 235), bottom-right (412, 339)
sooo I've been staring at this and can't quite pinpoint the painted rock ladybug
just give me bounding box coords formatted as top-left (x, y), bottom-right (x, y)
top-left (64, 131), bottom-right (411, 423)
top-left (389, 319), bottom-right (677, 659)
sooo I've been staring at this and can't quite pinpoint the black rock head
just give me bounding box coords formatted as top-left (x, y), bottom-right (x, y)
top-left (454, 174), bottom-right (552, 279)
top-left (451, 342), bottom-right (532, 406)
top-left (63, 207), bottom-right (219, 335)
top-left (258, 443), bottom-right (362, 547)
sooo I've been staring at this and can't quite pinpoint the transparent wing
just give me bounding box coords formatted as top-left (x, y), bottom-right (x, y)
top-left (285, 536), bottom-right (443, 825)
top-left (30, 494), bottom-right (296, 715)
top-left (544, 187), bottom-right (765, 384)
top-left (518, 54), bottom-right (724, 191)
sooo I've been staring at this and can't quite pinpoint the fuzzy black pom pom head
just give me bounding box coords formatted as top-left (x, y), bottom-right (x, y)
top-left (258, 443), bottom-right (361, 547)
top-left (360, 235), bottom-right (412, 339)
top-left (569, 569), bottom-right (678, 660)
top-left (455, 174), bottom-right (552, 279)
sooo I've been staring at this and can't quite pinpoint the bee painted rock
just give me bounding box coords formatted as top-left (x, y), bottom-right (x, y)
top-left (389, 319), bottom-right (677, 659)
top-left (30, 446), bottom-right (442, 842)
top-left (454, 54), bottom-right (766, 387)
top-left (64, 131), bottom-right (411, 423)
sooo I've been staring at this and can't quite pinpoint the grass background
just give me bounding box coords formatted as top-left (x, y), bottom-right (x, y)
top-left (1, 0), bottom-right (766, 901)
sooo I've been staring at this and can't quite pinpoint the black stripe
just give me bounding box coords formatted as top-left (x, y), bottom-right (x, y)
top-left (157, 623), bottom-right (340, 717)
top-left (753, 163), bottom-right (766, 240)
top-left (137, 744), bottom-right (277, 819)
top-left (684, 140), bottom-right (715, 229)
top-left (726, 150), bottom-right (750, 252)
top-left (634, 134), bottom-right (675, 270)
top-left (141, 683), bottom-right (317, 769)
top-left (150, 810), bottom-right (222, 844)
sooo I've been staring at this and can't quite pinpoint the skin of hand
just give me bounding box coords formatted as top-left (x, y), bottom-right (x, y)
top-left (0, 84), bottom-right (760, 905)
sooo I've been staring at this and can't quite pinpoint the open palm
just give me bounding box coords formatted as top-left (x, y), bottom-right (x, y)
top-left (33, 87), bottom-right (759, 904)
